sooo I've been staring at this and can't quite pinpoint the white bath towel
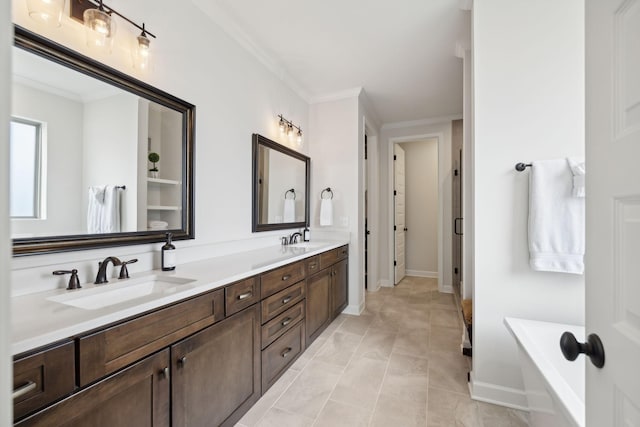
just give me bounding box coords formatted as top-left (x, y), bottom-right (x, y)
top-left (528, 159), bottom-right (585, 274)
top-left (566, 158), bottom-right (585, 198)
top-left (320, 198), bottom-right (333, 226)
top-left (87, 185), bottom-right (121, 233)
top-left (283, 199), bottom-right (295, 223)
top-left (148, 220), bottom-right (169, 230)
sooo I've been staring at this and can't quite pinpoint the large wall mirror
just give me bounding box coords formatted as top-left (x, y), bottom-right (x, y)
top-left (11, 26), bottom-right (195, 255)
top-left (252, 134), bottom-right (309, 232)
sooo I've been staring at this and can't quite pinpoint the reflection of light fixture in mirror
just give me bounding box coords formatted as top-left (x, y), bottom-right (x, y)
top-left (277, 114), bottom-right (303, 146)
top-left (134, 23), bottom-right (151, 71)
top-left (26, 0), bottom-right (65, 27)
top-left (83, 0), bottom-right (116, 52)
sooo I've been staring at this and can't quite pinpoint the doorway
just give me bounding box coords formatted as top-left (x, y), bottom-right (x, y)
top-left (391, 138), bottom-right (440, 285)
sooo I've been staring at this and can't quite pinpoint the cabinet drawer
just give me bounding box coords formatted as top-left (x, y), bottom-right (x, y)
top-left (78, 288), bottom-right (224, 386)
top-left (261, 301), bottom-right (305, 349)
top-left (260, 261), bottom-right (305, 298)
top-left (261, 281), bottom-right (305, 324)
top-left (262, 321), bottom-right (305, 393)
top-left (225, 276), bottom-right (260, 316)
top-left (305, 256), bottom-right (320, 275)
top-left (319, 245), bottom-right (349, 270)
top-left (13, 341), bottom-right (75, 421)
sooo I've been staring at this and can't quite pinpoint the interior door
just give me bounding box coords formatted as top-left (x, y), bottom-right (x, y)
top-left (394, 144), bottom-right (406, 284)
top-left (585, 0), bottom-right (640, 424)
top-left (452, 119), bottom-right (464, 296)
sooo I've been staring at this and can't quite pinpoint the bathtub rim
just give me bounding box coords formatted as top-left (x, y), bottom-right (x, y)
top-left (504, 317), bottom-right (585, 427)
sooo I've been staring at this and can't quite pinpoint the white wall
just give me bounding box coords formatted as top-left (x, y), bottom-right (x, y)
top-left (11, 82), bottom-right (84, 237)
top-left (83, 93), bottom-right (139, 232)
top-left (379, 120), bottom-right (453, 291)
top-left (1, 1), bottom-right (12, 422)
top-left (471, 0), bottom-right (585, 408)
top-left (10, 0), bottom-right (310, 294)
top-left (399, 139), bottom-right (438, 277)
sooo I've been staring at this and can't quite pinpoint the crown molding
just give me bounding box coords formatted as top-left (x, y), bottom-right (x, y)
top-left (309, 87), bottom-right (363, 104)
top-left (381, 114), bottom-right (463, 130)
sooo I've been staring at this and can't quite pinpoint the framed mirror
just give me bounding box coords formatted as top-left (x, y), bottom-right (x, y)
top-left (11, 26), bottom-right (195, 256)
top-left (252, 134), bottom-right (310, 232)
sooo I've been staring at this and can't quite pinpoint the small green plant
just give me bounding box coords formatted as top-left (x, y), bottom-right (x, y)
top-left (148, 152), bottom-right (160, 171)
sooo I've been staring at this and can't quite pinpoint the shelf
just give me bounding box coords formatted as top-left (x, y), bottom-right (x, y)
top-left (147, 205), bottom-right (182, 211)
top-left (147, 177), bottom-right (182, 185)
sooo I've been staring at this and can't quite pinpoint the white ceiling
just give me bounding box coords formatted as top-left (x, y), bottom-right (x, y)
top-left (194, 0), bottom-right (470, 125)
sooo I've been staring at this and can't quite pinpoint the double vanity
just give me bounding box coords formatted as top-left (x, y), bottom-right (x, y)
top-left (12, 241), bottom-right (349, 426)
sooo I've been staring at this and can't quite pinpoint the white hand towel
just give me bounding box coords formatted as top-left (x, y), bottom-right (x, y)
top-left (528, 159), bottom-right (585, 274)
top-left (283, 199), bottom-right (295, 223)
top-left (566, 158), bottom-right (585, 198)
top-left (87, 185), bottom-right (121, 233)
top-left (320, 198), bottom-right (333, 226)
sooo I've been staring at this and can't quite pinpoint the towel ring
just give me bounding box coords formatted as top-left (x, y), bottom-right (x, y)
top-left (285, 189), bottom-right (296, 200)
top-left (321, 187), bottom-right (333, 200)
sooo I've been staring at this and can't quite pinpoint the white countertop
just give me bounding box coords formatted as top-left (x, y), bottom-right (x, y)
top-left (12, 240), bottom-right (348, 356)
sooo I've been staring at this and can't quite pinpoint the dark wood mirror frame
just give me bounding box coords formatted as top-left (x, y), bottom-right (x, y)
top-left (252, 134), bottom-right (310, 232)
top-left (12, 26), bottom-right (195, 256)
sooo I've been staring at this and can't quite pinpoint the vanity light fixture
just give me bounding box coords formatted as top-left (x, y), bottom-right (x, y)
top-left (26, 0), bottom-right (65, 27)
top-left (71, 0), bottom-right (156, 65)
top-left (277, 114), bottom-right (303, 146)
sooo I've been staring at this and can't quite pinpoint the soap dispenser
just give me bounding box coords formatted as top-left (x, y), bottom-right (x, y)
top-left (303, 226), bottom-right (310, 242)
top-left (161, 232), bottom-right (176, 271)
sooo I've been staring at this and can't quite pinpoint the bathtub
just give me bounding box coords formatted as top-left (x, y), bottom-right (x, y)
top-left (504, 317), bottom-right (585, 427)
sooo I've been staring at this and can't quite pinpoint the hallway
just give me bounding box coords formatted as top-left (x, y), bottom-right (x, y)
top-left (237, 277), bottom-right (528, 426)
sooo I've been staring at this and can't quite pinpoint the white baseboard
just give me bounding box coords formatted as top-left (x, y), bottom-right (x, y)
top-left (405, 270), bottom-right (438, 278)
top-left (379, 279), bottom-right (392, 288)
top-left (468, 372), bottom-right (529, 411)
top-left (440, 284), bottom-right (453, 294)
top-left (342, 301), bottom-right (365, 316)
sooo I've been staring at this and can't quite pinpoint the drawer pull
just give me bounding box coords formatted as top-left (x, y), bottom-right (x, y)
top-left (282, 274), bottom-right (291, 281)
top-left (13, 381), bottom-right (36, 400)
top-left (178, 356), bottom-right (187, 367)
top-left (160, 367), bottom-right (170, 380)
top-left (281, 347), bottom-right (292, 358)
top-left (281, 317), bottom-right (292, 327)
top-left (237, 291), bottom-right (253, 300)
top-left (309, 263), bottom-right (317, 270)
top-left (282, 296), bottom-right (293, 304)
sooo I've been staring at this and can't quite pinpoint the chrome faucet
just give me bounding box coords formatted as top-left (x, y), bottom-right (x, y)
top-left (289, 232), bottom-right (302, 244)
top-left (94, 256), bottom-right (122, 284)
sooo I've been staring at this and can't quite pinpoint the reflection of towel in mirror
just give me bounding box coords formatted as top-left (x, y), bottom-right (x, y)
top-left (283, 199), bottom-right (295, 223)
top-left (88, 185), bottom-right (121, 233)
top-left (320, 199), bottom-right (333, 226)
top-left (528, 160), bottom-right (584, 274)
top-left (148, 220), bottom-right (169, 230)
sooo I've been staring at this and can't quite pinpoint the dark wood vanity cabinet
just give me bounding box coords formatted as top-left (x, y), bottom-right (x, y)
top-left (14, 244), bottom-right (349, 426)
top-left (172, 305), bottom-right (261, 427)
top-left (16, 349), bottom-right (171, 427)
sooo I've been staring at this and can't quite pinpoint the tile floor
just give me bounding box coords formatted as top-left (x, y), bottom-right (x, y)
top-left (236, 276), bottom-right (529, 427)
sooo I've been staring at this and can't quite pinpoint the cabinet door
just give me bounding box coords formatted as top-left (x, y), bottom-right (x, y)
top-left (331, 259), bottom-right (348, 319)
top-left (16, 350), bottom-right (170, 427)
top-left (172, 304), bottom-right (261, 427)
top-left (306, 268), bottom-right (331, 343)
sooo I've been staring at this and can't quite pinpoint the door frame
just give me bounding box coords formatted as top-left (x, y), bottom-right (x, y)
top-left (388, 132), bottom-right (445, 290)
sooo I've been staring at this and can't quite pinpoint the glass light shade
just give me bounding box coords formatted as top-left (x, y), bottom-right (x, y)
top-left (83, 8), bottom-right (116, 52)
top-left (279, 118), bottom-right (286, 134)
top-left (133, 34), bottom-right (151, 70)
top-left (296, 130), bottom-right (303, 144)
top-left (26, 0), bottom-right (65, 27)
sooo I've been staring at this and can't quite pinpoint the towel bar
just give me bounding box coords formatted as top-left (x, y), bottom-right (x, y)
top-left (285, 188), bottom-right (296, 199)
top-left (321, 188), bottom-right (333, 199)
top-left (515, 163), bottom-right (532, 172)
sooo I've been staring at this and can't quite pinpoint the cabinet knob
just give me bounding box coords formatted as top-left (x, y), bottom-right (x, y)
top-left (281, 317), bottom-right (292, 327)
top-left (282, 274), bottom-right (291, 281)
top-left (178, 356), bottom-right (187, 367)
top-left (282, 296), bottom-right (293, 304)
top-left (160, 366), bottom-right (170, 380)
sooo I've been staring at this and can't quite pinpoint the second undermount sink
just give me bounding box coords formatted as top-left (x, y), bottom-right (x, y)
top-left (47, 275), bottom-right (196, 310)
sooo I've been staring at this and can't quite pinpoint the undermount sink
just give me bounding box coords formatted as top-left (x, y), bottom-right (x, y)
top-left (287, 242), bottom-right (326, 249)
top-left (47, 275), bottom-right (196, 310)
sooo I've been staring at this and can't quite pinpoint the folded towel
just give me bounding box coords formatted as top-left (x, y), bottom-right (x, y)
top-left (148, 220), bottom-right (169, 228)
top-left (528, 159), bottom-right (585, 274)
top-left (283, 199), bottom-right (295, 223)
top-left (320, 198), bottom-right (333, 226)
top-left (566, 158), bottom-right (585, 198)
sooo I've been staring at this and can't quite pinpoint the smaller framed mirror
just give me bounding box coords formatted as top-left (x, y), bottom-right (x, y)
top-left (252, 134), bottom-right (310, 232)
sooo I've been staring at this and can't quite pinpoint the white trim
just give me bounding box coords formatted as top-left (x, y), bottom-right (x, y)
top-left (309, 87), bottom-right (363, 105)
top-left (381, 114), bottom-right (462, 130)
top-left (342, 301), bottom-right (365, 316)
top-left (468, 372), bottom-right (529, 410)
top-left (388, 133), bottom-right (445, 292)
top-left (192, 0), bottom-right (311, 103)
top-left (379, 279), bottom-right (392, 287)
top-left (405, 270), bottom-right (438, 278)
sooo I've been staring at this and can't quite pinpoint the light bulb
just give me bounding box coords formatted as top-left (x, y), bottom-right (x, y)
top-left (134, 32), bottom-right (151, 70)
top-left (279, 118), bottom-right (286, 134)
top-left (296, 129), bottom-right (303, 144)
top-left (84, 6), bottom-right (116, 52)
top-left (26, 0), bottom-right (65, 27)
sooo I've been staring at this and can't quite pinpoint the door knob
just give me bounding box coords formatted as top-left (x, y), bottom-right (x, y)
top-left (403, 227), bottom-right (408, 231)
top-left (560, 332), bottom-right (605, 368)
